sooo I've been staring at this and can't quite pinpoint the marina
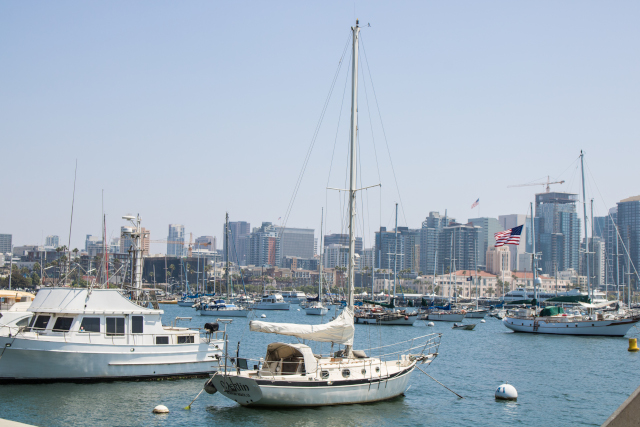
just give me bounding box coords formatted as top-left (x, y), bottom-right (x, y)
top-left (0, 304), bottom-right (639, 426)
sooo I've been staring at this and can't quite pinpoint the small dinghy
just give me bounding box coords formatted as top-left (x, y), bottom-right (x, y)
top-left (452, 323), bottom-right (476, 330)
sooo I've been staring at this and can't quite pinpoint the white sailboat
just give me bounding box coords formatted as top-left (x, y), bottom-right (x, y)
top-left (0, 215), bottom-right (226, 382)
top-left (306, 209), bottom-right (329, 316)
top-left (208, 21), bottom-right (440, 406)
top-left (503, 152), bottom-right (640, 336)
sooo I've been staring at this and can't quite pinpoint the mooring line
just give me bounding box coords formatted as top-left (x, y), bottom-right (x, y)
top-left (416, 366), bottom-right (463, 399)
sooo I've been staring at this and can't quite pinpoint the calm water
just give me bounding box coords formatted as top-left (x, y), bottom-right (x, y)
top-left (1, 304), bottom-right (639, 426)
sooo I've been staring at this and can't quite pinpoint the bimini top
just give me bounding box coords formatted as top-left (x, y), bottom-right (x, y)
top-left (250, 307), bottom-right (354, 345)
top-left (28, 288), bottom-right (162, 315)
top-left (264, 342), bottom-right (318, 375)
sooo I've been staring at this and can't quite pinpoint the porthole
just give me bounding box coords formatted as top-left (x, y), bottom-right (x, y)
top-left (321, 370), bottom-right (329, 379)
top-left (342, 369), bottom-right (350, 378)
top-left (375, 367), bottom-right (380, 373)
top-left (361, 369), bottom-right (366, 375)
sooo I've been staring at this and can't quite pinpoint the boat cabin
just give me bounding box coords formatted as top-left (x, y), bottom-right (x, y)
top-left (259, 342), bottom-right (317, 376)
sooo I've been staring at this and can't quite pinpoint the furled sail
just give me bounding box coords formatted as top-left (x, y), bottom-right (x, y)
top-left (250, 307), bottom-right (354, 345)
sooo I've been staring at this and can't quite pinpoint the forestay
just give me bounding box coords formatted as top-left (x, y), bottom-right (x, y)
top-left (250, 307), bottom-right (354, 345)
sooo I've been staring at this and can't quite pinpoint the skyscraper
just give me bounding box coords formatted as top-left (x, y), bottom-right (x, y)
top-left (224, 221), bottom-right (250, 264)
top-left (278, 227), bottom-right (315, 266)
top-left (469, 217), bottom-right (504, 270)
top-left (323, 234), bottom-right (363, 254)
top-left (498, 214), bottom-right (529, 271)
top-left (535, 192), bottom-right (581, 275)
top-left (167, 224), bottom-right (185, 257)
top-left (248, 222), bottom-right (281, 267)
top-left (617, 195), bottom-right (640, 293)
top-left (419, 212), bottom-right (450, 276)
top-left (0, 234), bottom-right (12, 254)
top-left (375, 227), bottom-right (420, 273)
top-left (601, 207), bottom-right (619, 286)
top-left (437, 222), bottom-right (479, 274)
top-left (45, 235), bottom-right (59, 248)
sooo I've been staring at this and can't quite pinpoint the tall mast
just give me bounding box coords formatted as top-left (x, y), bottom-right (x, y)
top-left (590, 199), bottom-right (594, 293)
top-left (580, 151), bottom-right (590, 300)
top-left (393, 203), bottom-right (398, 302)
top-left (319, 208), bottom-right (324, 301)
top-left (345, 19), bottom-right (360, 358)
top-left (225, 212), bottom-right (231, 299)
top-left (531, 202), bottom-right (537, 304)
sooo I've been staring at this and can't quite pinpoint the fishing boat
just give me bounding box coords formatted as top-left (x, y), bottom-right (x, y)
top-left (0, 215), bottom-right (226, 382)
top-left (207, 21), bottom-right (441, 406)
top-left (503, 152), bottom-right (640, 337)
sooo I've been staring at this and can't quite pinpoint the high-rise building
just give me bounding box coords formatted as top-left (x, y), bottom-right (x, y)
top-left (278, 227), bottom-right (315, 266)
top-left (498, 214), bottom-right (529, 271)
top-left (324, 244), bottom-right (351, 269)
top-left (323, 234), bottom-right (363, 254)
top-left (0, 234), bottom-right (12, 254)
top-left (535, 192), bottom-right (581, 275)
top-left (361, 247), bottom-right (375, 271)
top-left (580, 236), bottom-right (605, 287)
top-left (469, 217), bottom-right (504, 270)
top-left (419, 212), bottom-right (450, 276)
top-left (248, 222), bottom-right (281, 267)
top-left (437, 222), bottom-right (479, 274)
top-left (195, 236), bottom-right (216, 252)
top-left (45, 235), bottom-right (59, 248)
top-left (486, 246), bottom-right (511, 275)
top-left (167, 224), bottom-right (185, 256)
top-left (141, 228), bottom-right (150, 256)
top-left (375, 227), bottom-right (420, 273)
top-left (601, 207), bottom-right (619, 286)
top-left (224, 221), bottom-right (250, 264)
top-left (617, 195), bottom-right (640, 293)
top-left (85, 235), bottom-right (103, 257)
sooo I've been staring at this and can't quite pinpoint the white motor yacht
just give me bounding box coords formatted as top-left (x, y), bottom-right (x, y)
top-left (253, 293), bottom-right (290, 310)
top-left (198, 299), bottom-right (250, 318)
top-left (0, 288), bottom-right (225, 382)
top-left (281, 290), bottom-right (307, 305)
top-left (305, 303), bottom-right (329, 316)
top-left (0, 302), bottom-right (32, 337)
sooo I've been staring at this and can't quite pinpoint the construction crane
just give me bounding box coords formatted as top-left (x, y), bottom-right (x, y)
top-left (150, 237), bottom-right (210, 258)
top-left (508, 176), bottom-right (565, 193)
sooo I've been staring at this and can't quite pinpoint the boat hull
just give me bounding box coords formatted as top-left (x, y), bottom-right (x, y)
top-left (426, 313), bottom-right (465, 322)
top-left (253, 303), bottom-right (291, 310)
top-left (177, 301), bottom-right (196, 307)
top-left (0, 337), bottom-right (223, 382)
top-left (465, 310), bottom-right (488, 319)
top-left (305, 307), bottom-right (329, 316)
top-left (199, 309), bottom-right (250, 317)
top-left (211, 364), bottom-right (416, 407)
top-left (502, 317), bottom-right (640, 337)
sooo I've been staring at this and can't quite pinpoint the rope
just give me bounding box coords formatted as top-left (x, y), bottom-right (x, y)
top-left (416, 365), bottom-right (463, 399)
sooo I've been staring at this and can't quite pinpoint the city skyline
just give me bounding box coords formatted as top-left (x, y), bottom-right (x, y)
top-left (1, 2), bottom-right (639, 253)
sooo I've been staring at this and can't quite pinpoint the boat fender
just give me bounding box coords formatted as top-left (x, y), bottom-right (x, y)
top-left (204, 322), bottom-right (219, 333)
top-left (204, 378), bottom-right (217, 394)
top-left (404, 316), bottom-right (409, 320)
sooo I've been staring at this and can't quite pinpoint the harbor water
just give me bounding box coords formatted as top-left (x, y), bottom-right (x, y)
top-left (1, 304), bottom-right (638, 426)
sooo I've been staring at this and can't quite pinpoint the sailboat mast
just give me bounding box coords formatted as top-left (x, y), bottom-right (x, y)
top-left (531, 202), bottom-right (537, 303)
top-left (346, 20), bottom-right (360, 312)
top-left (393, 203), bottom-right (398, 302)
top-left (225, 212), bottom-right (231, 298)
top-left (319, 208), bottom-right (324, 300)
top-left (580, 151), bottom-right (590, 300)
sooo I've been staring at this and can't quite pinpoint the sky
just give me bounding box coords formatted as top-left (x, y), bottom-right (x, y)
top-left (1, 1), bottom-right (639, 254)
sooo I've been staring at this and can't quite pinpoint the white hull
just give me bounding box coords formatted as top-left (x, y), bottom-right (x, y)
top-left (503, 316), bottom-right (640, 337)
top-left (0, 337), bottom-right (223, 381)
top-left (177, 301), bottom-right (196, 307)
top-left (465, 310), bottom-right (488, 319)
top-left (211, 363), bottom-right (417, 407)
top-left (199, 309), bottom-right (249, 318)
top-left (305, 306), bottom-right (329, 316)
top-left (253, 302), bottom-right (291, 310)
top-left (355, 316), bottom-right (417, 326)
top-left (426, 312), bottom-right (465, 322)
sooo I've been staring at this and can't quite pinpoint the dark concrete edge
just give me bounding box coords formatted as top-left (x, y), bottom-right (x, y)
top-left (602, 383), bottom-right (640, 427)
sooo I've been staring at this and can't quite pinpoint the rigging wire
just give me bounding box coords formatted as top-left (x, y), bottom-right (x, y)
top-left (360, 35), bottom-right (408, 226)
top-left (280, 32), bottom-right (352, 237)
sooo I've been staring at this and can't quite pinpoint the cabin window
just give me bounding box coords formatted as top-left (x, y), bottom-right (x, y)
top-left (156, 336), bottom-right (169, 345)
top-left (52, 317), bottom-right (74, 332)
top-left (106, 317), bottom-right (125, 336)
top-left (80, 317), bottom-right (100, 333)
top-left (16, 317), bottom-right (30, 328)
top-left (33, 315), bottom-right (51, 330)
top-left (132, 316), bottom-right (144, 334)
top-left (177, 335), bottom-right (195, 344)
top-left (321, 370), bottom-right (329, 379)
top-left (342, 369), bottom-right (350, 378)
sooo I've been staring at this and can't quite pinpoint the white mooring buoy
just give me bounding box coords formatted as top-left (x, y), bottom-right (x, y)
top-left (480, 319), bottom-right (486, 323)
top-left (153, 405), bottom-right (170, 414)
top-left (261, 314), bottom-right (267, 318)
top-left (427, 322), bottom-right (435, 327)
top-left (495, 383), bottom-right (517, 401)
top-left (297, 309), bottom-right (300, 311)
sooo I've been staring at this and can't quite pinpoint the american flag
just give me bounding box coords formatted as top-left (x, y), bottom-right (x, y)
top-left (471, 198), bottom-right (479, 209)
top-left (494, 225), bottom-right (523, 247)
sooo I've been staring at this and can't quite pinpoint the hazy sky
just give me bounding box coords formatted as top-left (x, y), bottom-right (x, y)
top-left (2, 1), bottom-right (639, 254)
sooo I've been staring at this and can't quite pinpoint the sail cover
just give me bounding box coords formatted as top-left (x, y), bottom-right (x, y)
top-left (250, 307), bottom-right (354, 345)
